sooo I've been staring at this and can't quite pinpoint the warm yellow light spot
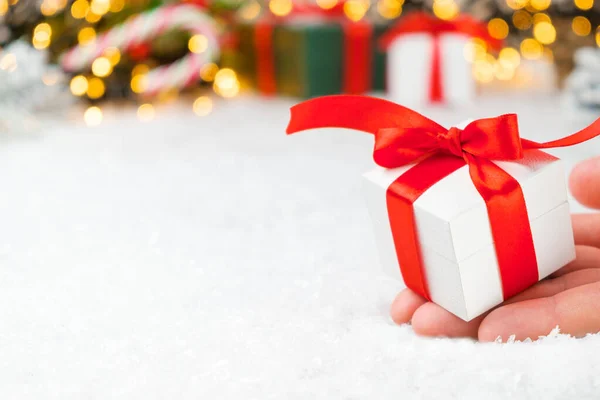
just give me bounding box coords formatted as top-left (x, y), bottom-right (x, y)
top-left (574, 0), bottom-right (593, 10)
top-left (130, 74), bottom-right (147, 93)
top-left (32, 34), bottom-right (51, 49)
top-left (533, 21), bottom-right (556, 44)
top-left (499, 47), bottom-right (521, 67)
top-left (109, 0), bottom-right (125, 12)
top-left (42, 71), bottom-right (60, 86)
top-left (70, 75), bottom-right (88, 96)
top-left (157, 89), bottom-right (179, 103)
top-left (188, 34), bottom-right (208, 54)
top-left (193, 96), bottom-right (213, 117)
top-left (377, 0), bottom-right (402, 19)
top-left (41, 1), bottom-right (58, 16)
top-left (520, 38), bottom-right (543, 59)
top-left (596, 26), bottom-right (600, 46)
top-left (506, 0), bottom-right (529, 9)
top-left (85, 11), bottom-right (101, 22)
top-left (90, 0), bottom-right (109, 15)
top-left (544, 47), bottom-right (554, 62)
top-left (473, 60), bottom-right (494, 83)
top-left (432, 0), bottom-right (459, 21)
top-left (269, 0), bottom-right (293, 17)
top-left (84, 106), bottom-right (102, 126)
top-left (530, 0), bottom-right (551, 10)
top-left (488, 18), bottom-right (509, 40)
top-left (8, 0), bottom-right (17, 5)
top-left (533, 12), bottom-right (551, 25)
top-left (572, 16), bottom-right (592, 36)
top-left (0, 0), bottom-right (8, 16)
top-left (200, 63), bottom-right (219, 82)
top-left (104, 47), bottom-right (120, 66)
top-left (137, 104), bottom-right (155, 122)
top-left (463, 39), bottom-right (487, 62)
top-left (494, 59), bottom-right (515, 81)
top-left (0, 53), bottom-right (17, 71)
top-left (213, 68), bottom-right (240, 98)
top-left (77, 27), bottom-right (96, 45)
top-left (240, 0), bottom-right (261, 20)
top-left (343, 0), bottom-right (370, 22)
top-left (71, 0), bottom-right (89, 19)
top-left (86, 77), bottom-right (105, 99)
top-left (91, 56), bottom-right (112, 77)
top-left (317, 0), bottom-right (338, 9)
top-left (513, 10), bottom-right (532, 30)
top-left (132, 64), bottom-right (150, 77)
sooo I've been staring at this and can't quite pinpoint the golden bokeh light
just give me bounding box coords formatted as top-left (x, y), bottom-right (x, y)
top-left (130, 74), bottom-right (147, 93)
top-left (41, 1), bottom-right (58, 16)
top-left (77, 27), bottom-right (96, 45)
top-left (0, 53), bottom-right (17, 71)
top-left (530, 0), bottom-right (551, 10)
top-left (71, 0), bottom-right (89, 19)
top-left (463, 39), bottom-right (487, 62)
top-left (240, 0), bottom-right (261, 20)
top-left (377, 0), bottom-right (403, 19)
top-left (533, 21), bottom-right (556, 44)
top-left (86, 77), bottom-right (105, 99)
top-left (269, 0), bottom-right (293, 17)
top-left (137, 104), bottom-right (155, 122)
top-left (520, 38), bottom-right (543, 59)
top-left (317, 0), bottom-right (339, 9)
top-left (0, 0), bottom-right (8, 16)
top-left (344, 0), bottom-right (370, 22)
top-left (494, 59), bottom-right (516, 81)
top-left (506, 0), bottom-right (529, 10)
top-left (193, 96), bottom-right (213, 117)
top-left (110, 0), bottom-right (124, 12)
top-left (499, 47), bottom-right (521, 67)
top-left (104, 47), bottom-right (121, 66)
top-left (84, 106), bottom-right (102, 126)
top-left (213, 68), bottom-right (240, 98)
top-left (512, 10), bottom-right (532, 30)
top-left (473, 59), bottom-right (494, 83)
top-left (596, 26), bottom-right (600, 46)
top-left (32, 22), bottom-right (52, 49)
top-left (432, 0), bottom-right (459, 20)
top-left (488, 18), bottom-right (509, 40)
top-left (91, 56), bottom-right (112, 77)
top-left (90, 0), bottom-right (109, 15)
top-left (42, 71), bottom-right (60, 86)
top-left (572, 16), bottom-right (592, 36)
top-left (132, 64), bottom-right (150, 77)
top-left (188, 34), bottom-right (208, 54)
top-left (533, 12), bottom-right (551, 24)
top-left (574, 0), bottom-right (593, 10)
top-left (85, 11), bottom-right (102, 22)
top-left (70, 75), bottom-right (88, 96)
top-left (200, 63), bottom-right (219, 82)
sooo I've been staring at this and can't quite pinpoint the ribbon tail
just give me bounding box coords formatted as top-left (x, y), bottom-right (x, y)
top-left (523, 117), bottom-right (600, 149)
top-left (286, 95), bottom-right (445, 135)
top-left (465, 154), bottom-right (539, 299)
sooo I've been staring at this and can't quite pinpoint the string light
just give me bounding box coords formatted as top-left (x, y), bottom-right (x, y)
top-left (32, 23), bottom-right (52, 49)
top-left (596, 26), bottom-right (600, 46)
top-left (240, 0), bottom-right (261, 20)
top-left (200, 63), bottom-right (219, 82)
top-left (520, 38), bottom-right (543, 59)
top-left (488, 18), bottom-right (509, 40)
top-left (317, 0), bottom-right (339, 9)
top-left (377, 0), bottom-right (403, 19)
top-left (269, 0), bottom-right (293, 17)
top-left (86, 77), bottom-right (105, 99)
top-left (90, 0), bottom-right (109, 15)
top-left (533, 12), bottom-right (551, 24)
top-left (130, 74), bottom-right (147, 93)
top-left (132, 64), bottom-right (150, 77)
top-left (71, 0), bottom-right (89, 19)
top-left (109, 0), bottom-right (125, 13)
top-left (41, 1), bottom-right (58, 16)
top-left (188, 34), bottom-right (208, 54)
top-left (137, 104), bottom-right (155, 122)
top-left (574, 0), bottom-right (593, 10)
top-left (499, 47), bottom-right (521, 67)
top-left (513, 10), bottom-right (532, 30)
top-left (432, 0), bottom-right (459, 21)
top-left (91, 56), bottom-right (112, 77)
top-left (344, 0), bottom-right (370, 22)
top-left (104, 47), bottom-right (121, 66)
top-left (193, 96), bottom-right (213, 116)
top-left (70, 75), bottom-right (88, 96)
top-left (533, 21), bottom-right (556, 44)
top-left (77, 27), bottom-right (96, 45)
top-left (213, 68), bottom-right (240, 98)
top-left (530, 0), bottom-right (551, 10)
top-left (84, 106), bottom-right (103, 126)
top-left (506, 0), bottom-right (529, 10)
top-left (572, 16), bottom-right (592, 36)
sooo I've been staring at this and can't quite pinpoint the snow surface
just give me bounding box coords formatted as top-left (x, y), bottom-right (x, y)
top-left (1, 95), bottom-right (600, 399)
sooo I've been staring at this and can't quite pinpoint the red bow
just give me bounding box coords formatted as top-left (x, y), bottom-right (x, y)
top-left (287, 95), bottom-right (600, 301)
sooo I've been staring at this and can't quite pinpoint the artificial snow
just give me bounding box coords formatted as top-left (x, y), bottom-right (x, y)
top-left (1, 95), bottom-right (599, 399)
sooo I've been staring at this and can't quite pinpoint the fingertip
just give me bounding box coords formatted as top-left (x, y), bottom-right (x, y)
top-left (411, 303), bottom-right (481, 339)
top-left (570, 157), bottom-right (600, 208)
top-left (389, 289), bottom-right (426, 325)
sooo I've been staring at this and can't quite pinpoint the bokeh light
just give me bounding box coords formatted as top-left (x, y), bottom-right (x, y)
top-left (84, 106), bottom-right (103, 126)
top-left (344, 0), bottom-right (370, 22)
top-left (188, 34), bottom-right (208, 54)
top-left (513, 10), bottom-right (532, 30)
top-left (91, 57), bottom-right (112, 77)
top-left (317, 0), bottom-right (339, 9)
top-left (200, 63), bottom-right (219, 82)
top-left (104, 47), bottom-right (121, 66)
top-left (71, 0), bottom-right (89, 19)
top-left (86, 77), bottom-right (105, 99)
top-left (130, 74), bottom-right (147, 94)
top-left (533, 21), bottom-right (556, 44)
top-left (499, 47), bottom-right (521, 67)
top-left (213, 68), bottom-right (240, 98)
top-left (432, 0), bottom-right (459, 20)
top-left (530, 0), bottom-right (551, 10)
top-left (70, 75), bottom-right (88, 96)
top-left (377, 0), bottom-right (403, 19)
top-left (137, 104), bottom-right (155, 122)
top-left (488, 18), bottom-right (509, 40)
top-left (193, 96), bottom-right (213, 117)
top-left (32, 22), bottom-right (52, 49)
top-left (574, 0), bottom-right (593, 11)
top-left (77, 27), bottom-right (96, 45)
top-left (269, 0), bottom-right (293, 17)
top-left (520, 38), bottom-right (543, 60)
top-left (572, 16), bottom-right (592, 36)
top-left (506, 0), bottom-right (528, 10)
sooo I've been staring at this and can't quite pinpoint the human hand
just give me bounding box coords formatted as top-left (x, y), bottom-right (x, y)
top-left (390, 156), bottom-right (600, 342)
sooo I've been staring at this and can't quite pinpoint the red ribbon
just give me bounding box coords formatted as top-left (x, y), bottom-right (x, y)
top-left (286, 95), bottom-right (600, 301)
top-left (380, 12), bottom-right (502, 103)
top-left (253, 3), bottom-right (373, 95)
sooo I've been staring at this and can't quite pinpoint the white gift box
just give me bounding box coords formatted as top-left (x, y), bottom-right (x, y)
top-left (386, 33), bottom-right (475, 106)
top-left (362, 122), bottom-right (576, 321)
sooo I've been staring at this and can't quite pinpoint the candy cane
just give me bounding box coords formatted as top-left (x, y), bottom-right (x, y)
top-left (60, 4), bottom-right (220, 97)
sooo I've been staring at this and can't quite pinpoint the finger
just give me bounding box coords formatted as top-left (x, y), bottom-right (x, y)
top-left (411, 302), bottom-right (485, 339)
top-left (390, 289), bottom-right (427, 325)
top-left (508, 268), bottom-right (600, 303)
top-left (550, 245), bottom-right (600, 277)
top-left (479, 281), bottom-right (600, 342)
top-left (570, 157), bottom-right (600, 209)
top-left (572, 214), bottom-right (600, 249)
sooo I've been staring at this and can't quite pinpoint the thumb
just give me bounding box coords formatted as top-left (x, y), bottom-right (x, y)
top-left (570, 156), bottom-right (600, 209)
